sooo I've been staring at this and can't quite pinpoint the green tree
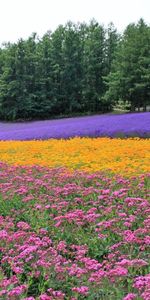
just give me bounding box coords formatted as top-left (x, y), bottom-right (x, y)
top-left (0, 43), bottom-right (19, 120)
top-left (49, 25), bottom-right (65, 114)
top-left (33, 31), bottom-right (53, 118)
top-left (23, 33), bottom-right (39, 118)
top-left (62, 22), bottom-right (84, 114)
top-left (104, 22), bottom-right (119, 75)
top-left (104, 19), bottom-right (150, 111)
top-left (82, 20), bottom-right (106, 112)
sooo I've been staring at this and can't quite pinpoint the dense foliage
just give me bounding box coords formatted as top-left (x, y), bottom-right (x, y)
top-left (0, 19), bottom-right (149, 121)
top-left (104, 19), bottom-right (150, 112)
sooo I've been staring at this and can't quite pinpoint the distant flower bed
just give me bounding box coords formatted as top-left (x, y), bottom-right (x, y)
top-left (0, 112), bottom-right (150, 140)
top-left (0, 163), bottom-right (149, 299)
top-left (0, 137), bottom-right (150, 176)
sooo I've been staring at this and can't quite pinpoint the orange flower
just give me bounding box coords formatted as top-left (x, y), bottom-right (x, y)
top-left (0, 137), bottom-right (149, 176)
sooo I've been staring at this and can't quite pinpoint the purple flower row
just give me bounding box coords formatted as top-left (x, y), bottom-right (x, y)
top-left (0, 112), bottom-right (150, 140)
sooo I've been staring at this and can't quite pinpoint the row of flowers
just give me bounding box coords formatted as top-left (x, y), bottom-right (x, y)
top-left (0, 137), bottom-right (150, 176)
top-left (0, 112), bottom-right (150, 140)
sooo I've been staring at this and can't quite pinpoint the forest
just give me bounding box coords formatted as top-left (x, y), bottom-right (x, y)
top-left (0, 18), bottom-right (149, 121)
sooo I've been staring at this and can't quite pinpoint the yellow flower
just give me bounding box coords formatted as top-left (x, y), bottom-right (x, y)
top-left (0, 137), bottom-right (149, 176)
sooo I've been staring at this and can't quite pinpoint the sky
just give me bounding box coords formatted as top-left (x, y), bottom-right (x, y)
top-left (0, 0), bottom-right (150, 44)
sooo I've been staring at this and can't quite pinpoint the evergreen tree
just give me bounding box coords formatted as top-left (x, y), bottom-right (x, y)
top-left (82, 20), bottom-right (105, 112)
top-left (62, 22), bottom-right (83, 114)
top-left (104, 22), bottom-right (119, 75)
top-left (34, 31), bottom-right (53, 117)
top-left (24, 33), bottom-right (39, 118)
top-left (0, 43), bottom-right (19, 120)
top-left (104, 19), bottom-right (150, 111)
top-left (50, 25), bottom-right (65, 114)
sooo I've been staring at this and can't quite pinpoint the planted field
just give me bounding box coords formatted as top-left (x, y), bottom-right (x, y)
top-left (0, 112), bottom-right (150, 140)
top-left (0, 138), bottom-right (150, 176)
top-left (0, 114), bottom-right (150, 299)
top-left (0, 163), bottom-right (150, 300)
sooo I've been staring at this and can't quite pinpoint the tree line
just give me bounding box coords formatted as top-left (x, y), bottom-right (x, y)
top-left (0, 19), bottom-right (149, 121)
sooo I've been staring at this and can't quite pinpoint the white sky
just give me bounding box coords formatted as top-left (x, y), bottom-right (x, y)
top-left (0, 0), bottom-right (150, 44)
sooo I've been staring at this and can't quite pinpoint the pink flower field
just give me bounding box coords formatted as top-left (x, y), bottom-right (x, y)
top-left (0, 163), bottom-right (150, 299)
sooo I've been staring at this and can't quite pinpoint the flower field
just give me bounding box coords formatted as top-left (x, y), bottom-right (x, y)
top-left (0, 116), bottom-right (150, 299)
top-left (0, 138), bottom-right (150, 176)
top-left (0, 112), bottom-right (150, 140)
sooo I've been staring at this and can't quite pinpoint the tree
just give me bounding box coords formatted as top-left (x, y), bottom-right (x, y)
top-left (49, 25), bottom-right (65, 114)
top-left (23, 33), bottom-right (39, 118)
top-left (0, 43), bottom-right (19, 120)
top-left (62, 22), bottom-right (84, 114)
top-left (82, 20), bottom-right (106, 112)
top-left (104, 22), bottom-right (119, 75)
top-left (104, 19), bottom-right (150, 111)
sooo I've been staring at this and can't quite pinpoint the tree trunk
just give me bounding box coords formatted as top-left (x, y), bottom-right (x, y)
top-left (131, 102), bottom-right (135, 112)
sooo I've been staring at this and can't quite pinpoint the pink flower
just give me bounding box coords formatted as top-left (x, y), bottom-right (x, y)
top-left (102, 189), bottom-right (110, 195)
top-left (89, 270), bottom-right (106, 282)
top-left (39, 228), bottom-right (48, 235)
top-left (40, 294), bottom-right (52, 300)
top-left (0, 230), bottom-right (8, 239)
top-left (1, 275), bottom-right (18, 288)
top-left (52, 290), bottom-right (65, 298)
top-left (72, 286), bottom-right (89, 295)
top-left (35, 204), bottom-right (42, 209)
top-left (123, 230), bottom-right (136, 243)
top-left (134, 274), bottom-right (150, 291)
top-left (108, 267), bottom-right (128, 277)
top-left (116, 259), bottom-right (132, 267)
top-left (12, 266), bottom-right (24, 274)
top-left (123, 293), bottom-right (136, 300)
top-left (130, 259), bottom-right (148, 267)
top-left (0, 290), bottom-right (7, 296)
top-left (98, 233), bottom-right (108, 238)
top-left (118, 212), bottom-right (127, 217)
top-left (57, 241), bottom-right (67, 252)
top-left (123, 222), bottom-right (132, 227)
top-left (23, 298), bottom-right (35, 300)
top-left (144, 236), bottom-right (150, 245)
top-left (17, 221), bottom-right (30, 230)
top-left (141, 291), bottom-right (150, 300)
top-left (8, 285), bottom-right (27, 297)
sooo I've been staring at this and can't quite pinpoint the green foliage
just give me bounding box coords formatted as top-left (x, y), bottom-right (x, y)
top-left (104, 19), bottom-right (150, 111)
top-left (0, 19), bottom-right (149, 120)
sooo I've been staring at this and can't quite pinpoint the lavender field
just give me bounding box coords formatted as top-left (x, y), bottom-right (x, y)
top-left (0, 112), bottom-right (150, 140)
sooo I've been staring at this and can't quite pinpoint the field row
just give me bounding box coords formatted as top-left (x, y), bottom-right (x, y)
top-left (0, 113), bottom-right (150, 140)
top-left (0, 138), bottom-right (150, 176)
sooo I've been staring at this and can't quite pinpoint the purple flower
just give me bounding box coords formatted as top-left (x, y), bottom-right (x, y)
top-left (0, 112), bottom-right (149, 140)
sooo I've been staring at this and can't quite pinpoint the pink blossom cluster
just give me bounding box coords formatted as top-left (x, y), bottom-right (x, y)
top-left (0, 163), bottom-right (149, 299)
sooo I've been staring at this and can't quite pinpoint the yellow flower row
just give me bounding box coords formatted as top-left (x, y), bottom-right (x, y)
top-left (0, 137), bottom-right (150, 176)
